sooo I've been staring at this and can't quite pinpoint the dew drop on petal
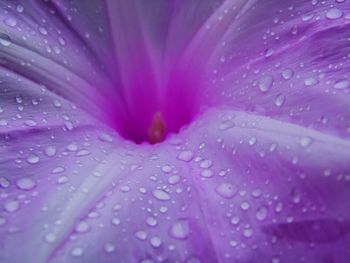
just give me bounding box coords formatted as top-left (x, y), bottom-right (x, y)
top-left (104, 242), bottom-right (115, 253)
top-left (231, 216), bottom-right (240, 225)
top-left (16, 5), bottom-right (24, 13)
top-left (135, 230), bottom-right (147, 240)
top-left (256, 207), bottom-right (268, 221)
top-left (71, 247), bottom-right (84, 258)
top-left (326, 8), bottom-right (343, 20)
top-left (45, 146), bottom-right (57, 157)
top-left (99, 133), bottom-right (113, 142)
top-left (0, 177), bottom-right (10, 188)
top-left (304, 77), bottom-right (318, 86)
top-left (169, 219), bottom-right (190, 240)
top-left (243, 228), bottom-right (254, 238)
top-left (259, 76), bottom-right (273, 92)
top-left (216, 183), bottom-right (238, 199)
top-left (274, 94), bottom-right (286, 107)
top-left (150, 236), bottom-right (162, 248)
top-left (0, 33), bottom-right (12, 47)
top-left (16, 177), bottom-right (36, 190)
top-left (27, 154), bottom-right (40, 164)
top-left (282, 69), bottom-right (293, 80)
top-left (45, 233), bottom-right (57, 243)
top-left (4, 200), bottom-right (20, 213)
top-left (75, 221), bottom-right (90, 233)
top-left (300, 136), bottom-right (313, 148)
top-left (4, 17), bottom-right (17, 27)
top-left (177, 151), bottom-right (194, 162)
top-left (334, 80), bottom-right (350, 90)
top-left (152, 189), bottom-right (171, 201)
top-left (219, 120), bottom-right (235, 130)
top-left (200, 169), bottom-right (214, 178)
top-left (168, 175), bottom-right (180, 185)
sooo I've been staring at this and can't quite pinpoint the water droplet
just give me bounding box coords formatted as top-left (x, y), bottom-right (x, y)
top-left (39, 27), bottom-right (48, 35)
top-left (241, 201), bottom-right (250, 210)
top-left (200, 169), bottom-right (214, 178)
top-left (259, 76), bottom-right (273, 92)
top-left (4, 17), bottom-right (17, 27)
top-left (16, 177), bottom-right (36, 190)
top-left (45, 233), bottom-right (57, 243)
top-left (256, 207), bottom-right (268, 221)
top-left (334, 80), bottom-right (350, 90)
top-left (4, 200), bottom-right (19, 213)
top-left (152, 189), bottom-right (171, 201)
top-left (104, 242), bottom-right (115, 253)
top-left (71, 247), bottom-right (84, 258)
top-left (219, 120), bottom-right (235, 130)
top-left (99, 133), bottom-right (113, 142)
top-left (27, 154), bottom-right (40, 164)
top-left (169, 219), bottom-right (190, 240)
top-left (146, 217), bottom-right (157, 227)
top-left (0, 119), bottom-right (8, 126)
top-left (111, 217), bottom-right (121, 226)
top-left (75, 221), bottom-right (89, 233)
top-left (45, 146), bottom-right (57, 157)
top-left (168, 175), bottom-right (180, 185)
top-left (231, 216), bottom-right (240, 225)
top-left (243, 228), bottom-right (254, 238)
top-left (0, 177), bottom-right (10, 188)
top-left (216, 183), bottom-right (238, 199)
top-left (177, 150), bottom-right (194, 162)
top-left (274, 94), bottom-right (286, 107)
top-left (282, 69), bottom-right (294, 80)
top-left (326, 8), bottom-right (343, 20)
top-left (24, 120), bottom-right (37, 127)
top-left (161, 165), bottom-right (172, 173)
top-left (248, 137), bottom-right (257, 145)
top-left (0, 33), bottom-right (12, 47)
top-left (150, 236), bottom-right (162, 248)
top-left (135, 230), bottom-right (147, 240)
top-left (300, 136), bottom-right (313, 148)
top-left (200, 160), bottom-right (213, 169)
top-left (16, 5), bottom-right (24, 13)
top-left (304, 77), bottom-right (318, 86)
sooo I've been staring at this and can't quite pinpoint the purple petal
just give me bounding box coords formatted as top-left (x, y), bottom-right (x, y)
top-left (196, 1), bottom-right (350, 139)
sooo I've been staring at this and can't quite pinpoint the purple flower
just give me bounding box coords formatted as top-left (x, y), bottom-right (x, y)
top-left (1, 1), bottom-right (350, 262)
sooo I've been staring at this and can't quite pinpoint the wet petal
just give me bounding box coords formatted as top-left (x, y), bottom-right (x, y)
top-left (0, 1), bottom-right (123, 127)
top-left (173, 108), bottom-right (350, 262)
top-left (198, 1), bottom-right (350, 139)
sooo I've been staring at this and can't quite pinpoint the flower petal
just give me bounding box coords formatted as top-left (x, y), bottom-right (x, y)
top-left (197, 1), bottom-right (350, 139)
top-left (174, 108), bottom-right (350, 262)
top-left (8, 108), bottom-right (348, 263)
top-left (0, 1), bottom-right (124, 127)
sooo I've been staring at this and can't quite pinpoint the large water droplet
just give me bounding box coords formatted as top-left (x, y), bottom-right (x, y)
top-left (0, 33), bottom-right (12, 47)
top-left (4, 17), bottom-right (17, 27)
top-left (27, 154), bottom-right (40, 164)
top-left (326, 8), bottom-right (343, 20)
top-left (71, 247), bottom-right (84, 258)
top-left (169, 219), bottom-right (190, 240)
top-left (152, 189), bottom-right (171, 201)
top-left (334, 80), bottom-right (350, 90)
top-left (4, 200), bottom-right (20, 213)
top-left (300, 136), bottom-right (313, 148)
top-left (16, 177), bottom-right (36, 190)
top-left (216, 183), bottom-right (238, 199)
top-left (177, 150), bottom-right (194, 162)
top-left (259, 76), bottom-right (273, 92)
top-left (282, 69), bottom-right (294, 80)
